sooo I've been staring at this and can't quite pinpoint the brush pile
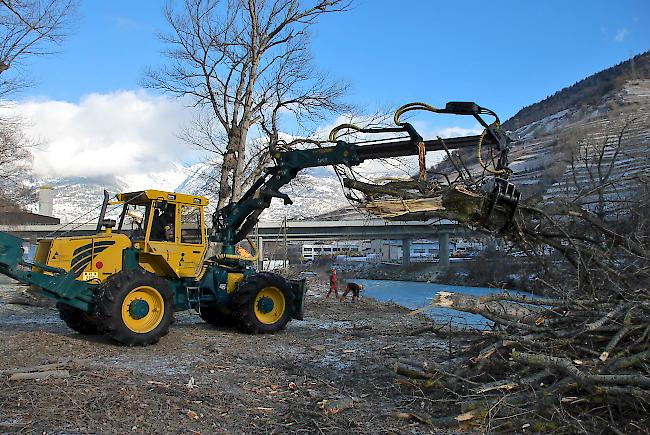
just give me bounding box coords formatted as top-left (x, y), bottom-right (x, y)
top-left (346, 119), bottom-right (649, 432)
top-left (342, 178), bottom-right (516, 232)
top-left (395, 290), bottom-right (649, 432)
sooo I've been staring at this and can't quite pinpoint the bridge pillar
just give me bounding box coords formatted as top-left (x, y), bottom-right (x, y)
top-left (439, 233), bottom-right (449, 267)
top-left (402, 239), bottom-right (411, 266)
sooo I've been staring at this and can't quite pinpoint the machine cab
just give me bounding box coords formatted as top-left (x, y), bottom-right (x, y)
top-left (115, 190), bottom-right (209, 278)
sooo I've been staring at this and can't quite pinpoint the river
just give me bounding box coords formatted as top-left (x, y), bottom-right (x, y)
top-left (355, 279), bottom-right (533, 328)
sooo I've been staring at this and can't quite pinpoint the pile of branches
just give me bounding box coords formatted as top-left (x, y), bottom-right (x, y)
top-left (396, 291), bottom-right (649, 432)
top-left (347, 118), bottom-right (649, 431)
top-left (341, 178), bottom-right (512, 231)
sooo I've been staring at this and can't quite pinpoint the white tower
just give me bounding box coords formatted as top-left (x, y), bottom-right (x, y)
top-left (38, 186), bottom-right (54, 217)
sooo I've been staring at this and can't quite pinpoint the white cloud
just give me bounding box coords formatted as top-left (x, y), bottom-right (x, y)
top-left (614, 28), bottom-right (629, 43)
top-left (13, 90), bottom-right (200, 179)
top-left (10, 93), bottom-right (484, 189)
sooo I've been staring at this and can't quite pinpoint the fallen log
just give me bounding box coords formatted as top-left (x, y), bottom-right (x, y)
top-left (0, 362), bottom-right (66, 375)
top-left (9, 370), bottom-right (70, 381)
top-left (343, 178), bottom-right (515, 230)
top-left (394, 362), bottom-right (432, 379)
top-left (410, 291), bottom-right (543, 323)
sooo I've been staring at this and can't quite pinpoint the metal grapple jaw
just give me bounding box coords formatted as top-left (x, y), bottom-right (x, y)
top-left (481, 178), bottom-right (521, 233)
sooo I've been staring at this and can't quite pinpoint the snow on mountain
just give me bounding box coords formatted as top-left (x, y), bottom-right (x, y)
top-left (27, 176), bottom-right (129, 224)
top-left (264, 171), bottom-right (347, 221)
top-left (29, 134), bottom-right (441, 224)
top-left (118, 164), bottom-right (189, 192)
top-left (30, 160), bottom-right (347, 224)
top-left (29, 165), bottom-right (191, 224)
top-left (175, 162), bottom-right (348, 221)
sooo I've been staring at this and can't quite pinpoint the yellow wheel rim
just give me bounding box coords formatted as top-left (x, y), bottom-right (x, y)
top-left (121, 285), bottom-right (165, 333)
top-left (254, 286), bottom-right (286, 325)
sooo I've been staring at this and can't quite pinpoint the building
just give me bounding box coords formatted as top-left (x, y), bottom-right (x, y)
top-left (451, 238), bottom-right (484, 257)
top-left (0, 211), bottom-right (60, 225)
top-left (302, 241), bottom-right (361, 261)
top-left (381, 239), bottom-right (442, 263)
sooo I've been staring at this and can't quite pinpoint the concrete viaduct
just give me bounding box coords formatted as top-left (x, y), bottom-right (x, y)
top-left (0, 218), bottom-right (470, 267)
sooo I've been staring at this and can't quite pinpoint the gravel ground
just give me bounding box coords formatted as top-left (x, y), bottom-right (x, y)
top-left (0, 275), bottom-right (460, 434)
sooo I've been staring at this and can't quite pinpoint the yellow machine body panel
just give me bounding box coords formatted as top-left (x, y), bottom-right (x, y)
top-left (227, 273), bottom-right (244, 293)
top-left (31, 189), bottom-right (210, 284)
top-left (116, 190), bottom-right (209, 279)
top-left (33, 233), bottom-right (132, 283)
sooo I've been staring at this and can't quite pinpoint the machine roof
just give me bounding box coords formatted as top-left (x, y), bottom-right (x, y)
top-left (116, 190), bottom-right (209, 206)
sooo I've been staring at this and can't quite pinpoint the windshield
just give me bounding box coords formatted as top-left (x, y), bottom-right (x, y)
top-left (117, 203), bottom-right (150, 240)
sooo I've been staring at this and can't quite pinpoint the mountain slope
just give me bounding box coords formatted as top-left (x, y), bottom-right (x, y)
top-left (177, 164), bottom-right (348, 221)
top-left (29, 166), bottom-right (189, 224)
top-left (428, 51), bottom-right (650, 205)
top-left (504, 51), bottom-right (650, 130)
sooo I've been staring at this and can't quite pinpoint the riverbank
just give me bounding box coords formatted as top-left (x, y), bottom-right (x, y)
top-left (0, 275), bottom-right (457, 434)
top-left (313, 254), bottom-right (540, 292)
top-left (308, 260), bottom-right (446, 283)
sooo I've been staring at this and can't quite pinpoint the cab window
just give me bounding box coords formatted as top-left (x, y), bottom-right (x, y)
top-left (150, 202), bottom-right (176, 242)
top-left (119, 204), bottom-right (149, 240)
top-left (181, 206), bottom-right (202, 244)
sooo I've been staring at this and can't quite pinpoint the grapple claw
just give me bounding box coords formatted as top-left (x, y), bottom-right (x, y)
top-left (481, 178), bottom-right (521, 233)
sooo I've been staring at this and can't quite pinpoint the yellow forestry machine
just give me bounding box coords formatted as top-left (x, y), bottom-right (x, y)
top-left (0, 101), bottom-right (519, 345)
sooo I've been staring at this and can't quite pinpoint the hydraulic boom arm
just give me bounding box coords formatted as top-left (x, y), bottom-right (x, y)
top-left (211, 101), bottom-right (516, 254)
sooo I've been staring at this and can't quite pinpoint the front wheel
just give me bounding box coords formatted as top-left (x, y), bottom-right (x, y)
top-left (95, 269), bottom-right (174, 346)
top-left (232, 272), bottom-right (294, 334)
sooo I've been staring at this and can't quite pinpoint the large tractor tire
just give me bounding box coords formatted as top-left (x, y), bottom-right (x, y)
top-left (56, 302), bottom-right (100, 335)
top-left (232, 272), bottom-right (294, 334)
top-left (199, 304), bottom-right (236, 327)
top-left (95, 269), bottom-right (174, 346)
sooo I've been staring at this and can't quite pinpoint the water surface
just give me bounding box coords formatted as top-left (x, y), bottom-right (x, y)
top-left (356, 279), bottom-right (533, 328)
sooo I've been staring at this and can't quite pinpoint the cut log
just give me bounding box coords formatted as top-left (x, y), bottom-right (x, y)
top-left (0, 362), bottom-right (65, 375)
top-left (394, 362), bottom-right (432, 379)
top-left (9, 370), bottom-right (70, 380)
top-left (410, 291), bottom-right (542, 323)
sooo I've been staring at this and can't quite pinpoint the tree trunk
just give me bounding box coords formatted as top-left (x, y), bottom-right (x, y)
top-left (231, 125), bottom-right (250, 201)
top-left (217, 132), bottom-right (240, 209)
top-left (415, 291), bottom-right (543, 323)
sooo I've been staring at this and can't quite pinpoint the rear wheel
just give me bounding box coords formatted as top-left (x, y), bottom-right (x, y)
top-left (57, 302), bottom-right (100, 335)
top-left (232, 272), bottom-right (294, 334)
top-left (95, 269), bottom-right (174, 346)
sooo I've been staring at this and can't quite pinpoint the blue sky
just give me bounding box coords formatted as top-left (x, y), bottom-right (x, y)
top-left (22, 0), bottom-right (649, 120)
top-left (12, 0), bottom-right (649, 181)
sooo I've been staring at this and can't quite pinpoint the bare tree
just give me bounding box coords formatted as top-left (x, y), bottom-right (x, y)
top-left (0, 0), bottom-right (76, 207)
top-left (0, 0), bottom-right (76, 94)
top-left (0, 112), bottom-right (33, 209)
top-left (146, 0), bottom-right (351, 209)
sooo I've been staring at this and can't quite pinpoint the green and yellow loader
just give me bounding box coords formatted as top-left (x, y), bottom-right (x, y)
top-left (0, 102), bottom-right (519, 345)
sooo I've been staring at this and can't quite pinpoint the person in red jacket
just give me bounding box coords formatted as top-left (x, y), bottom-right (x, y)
top-left (326, 267), bottom-right (338, 298)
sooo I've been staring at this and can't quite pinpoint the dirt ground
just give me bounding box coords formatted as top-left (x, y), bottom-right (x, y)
top-left (0, 275), bottom-right (458, 434)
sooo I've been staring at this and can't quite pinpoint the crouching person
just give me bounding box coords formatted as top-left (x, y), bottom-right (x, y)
top-left (339, 282), bottom-right (364, 302)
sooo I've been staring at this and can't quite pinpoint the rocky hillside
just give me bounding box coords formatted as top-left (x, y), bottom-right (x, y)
top-left (431, 53), bottom-right (650, 205)
top-left (177, 164), bottom-right (349, 222)
top-left (504, 51), bottom-right (650, 130)
top-left (511, 79), bottom-right (650, 204)
top-left (27, 167), bottom-right (189, 224)
top-left (30, 163), bottom-right (350, 224)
